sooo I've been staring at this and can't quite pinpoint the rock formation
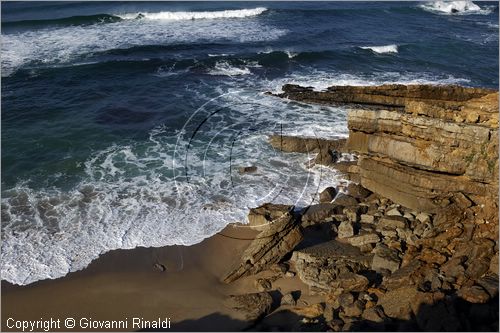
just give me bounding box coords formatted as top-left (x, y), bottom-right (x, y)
top-left (222, 84), bottom-right (498, 331)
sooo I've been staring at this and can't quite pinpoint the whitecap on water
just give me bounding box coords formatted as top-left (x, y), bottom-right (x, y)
top-left (359, 44), bottom-right (398, 54)
top-left (419, 1), bottom-right (494, 15)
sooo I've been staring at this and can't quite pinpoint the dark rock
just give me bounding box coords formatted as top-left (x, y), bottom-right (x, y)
top-left (238, 166), bottom-right (257, 174)
top-left (371, 244), bottom-right (401, 273)
top-left (346, 183), bottom-right (372, 199)
top-left (153, 263), bottom-right (166, 272)
top-left (301, 203), bottom-right (341, 227)
top-left (247, 203), bottom-right (294, 230)
top-left (458, 285), bottom-right (491, 304)
top-left (465, 258), bottom-right (490, 279)
top-left (418, 248), bottom-right (447, 265)
top-left (332, 193), bottom-right (359, 207)
top-left (224, 292), bottom-right (273, 321)
top-left (343, 300), bottom-right (364, 317)
top-left (382, 259), bottom-right (424, 289)
top-left (361, 305), bottom-right (386, 323)
top-left (476, 274), bottom-right (499, 297)
top-left (330, 272), bottom-right (370, 293)
top-left (319, 187), bottom-right (337, 203)
top-left (315, 148), bottom-right (339, 166)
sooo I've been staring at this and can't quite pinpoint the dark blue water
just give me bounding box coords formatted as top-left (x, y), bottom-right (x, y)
top-left (2, 1), bottom-right (498, 285)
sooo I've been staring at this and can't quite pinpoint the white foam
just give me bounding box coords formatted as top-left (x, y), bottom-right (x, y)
top-left (419, 1), bottom-right (493, 15)
top-left (360, 44), bottom-right (398, 54)
top-left (1, 10), bottom-right (286, 77)
top-left (208, 61), bottom-right (251, 76)
top-left (1, 70), bottom-right (472, 285)
top-left (116, 8), bottom-right (268, 21)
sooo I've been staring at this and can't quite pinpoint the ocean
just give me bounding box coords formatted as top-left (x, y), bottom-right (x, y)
top-left (1, 1), bottom-right (498, 285)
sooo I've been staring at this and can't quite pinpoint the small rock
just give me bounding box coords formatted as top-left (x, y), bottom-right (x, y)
top-left (378, 216), bottom-right (408, 230)
top-left (419, 248), bottom-right (447, 265)
top-left (338, 292), bottom-right (355, 308)
top-left (465, 258), bottom-right (490, 279)
top-left (343, 300), bottom-right (364, 317)
top-left (224, 292), bottom-right (273, 321)
top-left (285, 271), bottom-right (296, 278)
top-left (347, 233), bottom-right (380, 247)
top-left (372, 244), bottom-right (401, 273)
top-left (281, 293), bottom-right (297, 306)
top-left (301, 203), bottom-right (341, 226)
top-left (458, 285), bottom-right (490, 304)
top-left (331, 272), bottom-right (369, 292)
top-left (452, 192), bottom-right (473, 209)
top-left (255, 278), bottom-right (272, 292)
top-left (238, 166), bottom-right (257, 174)
top-left (346, 183), bottom-right (371, 199)
top-left (315, 149), bottom-right (339, 165)
top-left (292, 303), bottom-right (325, 318)
top-left (386, 207), bottom-right (402, 216)
top-left (319, 187), bottom-right (337, 203)
top-left (333, 193), bottom-right (359, 207)
top-left (343, 206), bottom-right (359, 223)
top-left (416, 212), bottom-right (431, 224)
top-left (380, 229), bottom-right (398, 239)
top-left (360, 214), bottom-right (375, 223)
top-left (153, 263), bottom-right (166, 272)
top-left (476, 274), bottom-right (499, 297)
top-left (338, 220), bottom-right (355, 239)
top-left (362, 305), bottom-right (386, 323)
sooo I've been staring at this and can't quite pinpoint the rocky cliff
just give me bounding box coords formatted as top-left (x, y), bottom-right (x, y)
top-left (275, 84), bottom-right (499, 217)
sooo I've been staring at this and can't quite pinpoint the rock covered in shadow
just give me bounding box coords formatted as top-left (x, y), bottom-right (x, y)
top-left (224, 292), bottom-right (273, 322)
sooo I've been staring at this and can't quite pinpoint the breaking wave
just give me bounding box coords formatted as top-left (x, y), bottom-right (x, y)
top-left (419, 1), bottom-right (494, 15)
top-left (116, 8), bottom-right (268, 21)
top-left (359, 44), bottom-right (398, 54)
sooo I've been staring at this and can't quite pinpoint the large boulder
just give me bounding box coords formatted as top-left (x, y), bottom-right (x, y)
top-left (290, 240), bottom-right (372, 292)
top-left (224, 292), bottom-right (273, 322)
top-left (223, 204), bottom-right (303, 283)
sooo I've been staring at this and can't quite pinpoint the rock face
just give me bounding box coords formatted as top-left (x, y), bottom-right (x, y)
top-left (223, 203), bottom-right (303, 283)
top-left (273, 84), bottom-right (499, 217)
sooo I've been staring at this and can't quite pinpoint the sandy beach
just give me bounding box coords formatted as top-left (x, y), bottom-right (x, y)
top-left (2, 222), bottom-right (327, 332)
top-left (2, 225), bottom-right (262, 332)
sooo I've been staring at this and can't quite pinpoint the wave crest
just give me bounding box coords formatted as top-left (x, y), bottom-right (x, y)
top-left (116, 7), bottom-right (268, 21)
top-left (360, 44), bottom-right (398, 54)
top-left (419, 1), bottom-right (493, 15)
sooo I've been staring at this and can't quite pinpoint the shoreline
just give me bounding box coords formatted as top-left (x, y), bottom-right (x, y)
top-left (2, 83), bottom-right (498, 332)
top-left (1, 225), bottom-right (263, 332)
